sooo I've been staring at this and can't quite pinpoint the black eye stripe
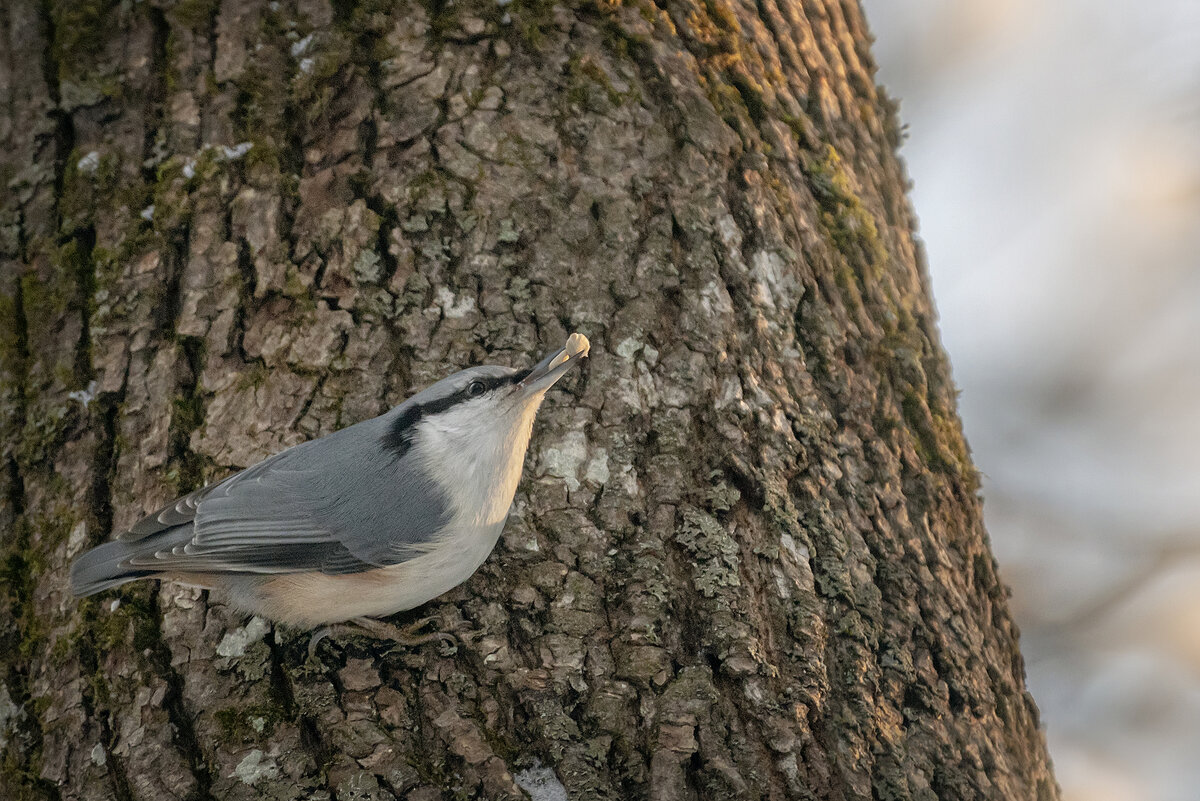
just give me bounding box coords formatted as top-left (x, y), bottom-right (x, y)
top-left (466, 375), bottom-right (517, 394)
top-left (381, 372), bottom-right (522, 457)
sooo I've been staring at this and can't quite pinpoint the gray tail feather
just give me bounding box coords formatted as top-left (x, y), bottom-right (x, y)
top-left (70, 527), bottom-right (191, 596)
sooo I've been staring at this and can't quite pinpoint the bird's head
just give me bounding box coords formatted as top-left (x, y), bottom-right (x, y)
top-left (383, 333), bottom-right (591, 459)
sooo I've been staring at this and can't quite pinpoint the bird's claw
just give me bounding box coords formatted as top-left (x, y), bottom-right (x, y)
top-left (307, 616), bottom-right (456, 660)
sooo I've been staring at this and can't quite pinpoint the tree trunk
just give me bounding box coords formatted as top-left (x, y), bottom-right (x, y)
top-left (0, 1), bottom-right (1057, 799)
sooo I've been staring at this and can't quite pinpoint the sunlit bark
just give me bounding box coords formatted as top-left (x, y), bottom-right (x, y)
top-left (0, 1), bottom-right (1057, 799)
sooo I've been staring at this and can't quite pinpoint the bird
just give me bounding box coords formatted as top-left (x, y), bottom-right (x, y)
top-left (70, 332), bottom-right (591, 636)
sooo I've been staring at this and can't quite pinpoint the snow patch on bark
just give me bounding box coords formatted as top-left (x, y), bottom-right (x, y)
top-left (68, 379), bottom-right (98, 408)
top-left (514, 761), bottom-right (568, 801)
top-left (76, 151), bottom-right (100, 173)
top-left (716, 213), bottom-right (743, 248)
top-left (435, 286), bottom-right (476, 318)
top-left (67, 520), bottom-right (88, 557)
top-left (234, 749), bottom-right (280, 785)
top-left (542, 431), bottom-right (588, 491)
top-left (750, 250), bottom-right (799, 311)
top-left (585, 448), bottom-right (609, 485)
top-left (700, 279), bottom-right (734, 317)
top-left (0, 684), bottom-right (20, 749)
top-left (290, 34), bottom-right (314, 58)
top-left (217, 617), bottom-right (270, 657)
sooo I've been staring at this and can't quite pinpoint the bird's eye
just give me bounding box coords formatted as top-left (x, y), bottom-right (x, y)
top-left (467, 381), bottom-right (486, 397)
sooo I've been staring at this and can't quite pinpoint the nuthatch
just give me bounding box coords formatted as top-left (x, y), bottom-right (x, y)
top-left (70, 333), bottom-right (591, 628)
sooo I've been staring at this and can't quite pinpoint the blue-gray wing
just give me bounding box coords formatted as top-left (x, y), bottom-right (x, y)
top-left (120, 415), bottom-right (450, 576)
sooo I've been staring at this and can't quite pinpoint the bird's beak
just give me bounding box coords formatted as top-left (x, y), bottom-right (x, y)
top-left (518, 332), bottom-right (590, 394)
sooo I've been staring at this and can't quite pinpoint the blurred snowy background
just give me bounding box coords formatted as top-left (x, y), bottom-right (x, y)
top-left (860, 1), bottom-right (1200, 800)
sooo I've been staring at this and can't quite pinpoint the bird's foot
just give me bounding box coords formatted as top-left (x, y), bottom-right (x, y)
top-left (307, 615), bottom-right (455, 660)
top-left (349, 615), bottom-right (456, 648)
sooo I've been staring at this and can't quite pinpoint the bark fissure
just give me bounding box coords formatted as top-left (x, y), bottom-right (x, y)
top-left (74, 633), bottom-right (136, 801)
top-left (157, 224), bottom-right (193, 337)
top-left (0, 281), bottom-right (57, 800)
top-left (38, 0), bottom-right (74, 228)
top-left (69, 226), bottom-right (98, 388)
top-left (266, 630), bottom-right (336, 797)
top-left (142, 6), bottom-right (170, 183)
top-left (168, 335), bottom-right (208, 495)
top-left (145, 590), bottom-right (221, 801)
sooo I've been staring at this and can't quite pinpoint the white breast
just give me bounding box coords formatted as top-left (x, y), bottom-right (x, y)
top-left (415, 396), bottom-right (542, 530)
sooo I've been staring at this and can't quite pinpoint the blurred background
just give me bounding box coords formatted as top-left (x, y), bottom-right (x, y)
top-left (861, 1), bottom-right (1200, 799)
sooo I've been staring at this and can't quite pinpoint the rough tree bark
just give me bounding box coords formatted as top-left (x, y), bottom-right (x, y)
top-left (0, 1), bottom-right (1057, 799)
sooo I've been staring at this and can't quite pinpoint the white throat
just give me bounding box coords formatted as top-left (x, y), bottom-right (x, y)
top-left (415, 395), bottom-right (545, 529)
